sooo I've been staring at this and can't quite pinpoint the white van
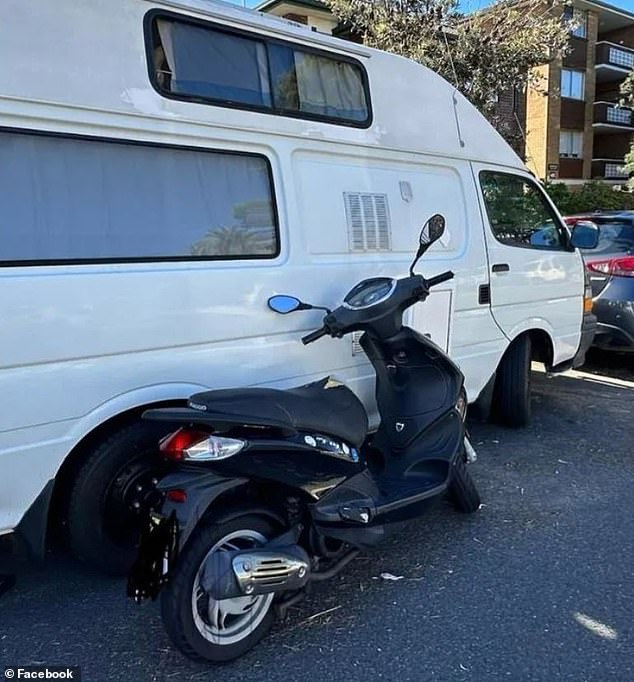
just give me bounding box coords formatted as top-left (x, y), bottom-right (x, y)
top-left (0, 0), bottom-right (594, 572)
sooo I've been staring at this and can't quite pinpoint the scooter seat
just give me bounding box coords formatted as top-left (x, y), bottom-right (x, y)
top-left (189, 378), bottom-right (369, 448)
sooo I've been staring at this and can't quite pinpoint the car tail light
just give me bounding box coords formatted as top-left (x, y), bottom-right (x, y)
top-left (160, 428), bottom-right (246, 462)
top-left (587, 256), bottom-right (634, 278)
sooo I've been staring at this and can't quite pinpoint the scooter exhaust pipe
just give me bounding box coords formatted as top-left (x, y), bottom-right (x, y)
top-left (200, 544), bottom-right (311, 600)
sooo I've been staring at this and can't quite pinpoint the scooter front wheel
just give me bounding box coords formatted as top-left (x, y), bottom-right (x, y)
top-left (448, 455), bottom-right (481, 513)
top-left (160, 514), bottom-right (279, 663)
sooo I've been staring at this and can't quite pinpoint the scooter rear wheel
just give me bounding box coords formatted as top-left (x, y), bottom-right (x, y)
top-left (160, 514), bottom-right (279, 663)
top-left (448, 455), bottom-right (481, 513)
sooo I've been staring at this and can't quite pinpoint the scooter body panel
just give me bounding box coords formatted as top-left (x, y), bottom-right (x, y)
top-left (362, 327), bottom-right (464, 454)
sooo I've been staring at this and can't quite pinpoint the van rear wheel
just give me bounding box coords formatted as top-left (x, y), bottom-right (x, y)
top-left (67, 421), bottom-right (169, 575)
top-left (493, 334), bottom-right (532, 428)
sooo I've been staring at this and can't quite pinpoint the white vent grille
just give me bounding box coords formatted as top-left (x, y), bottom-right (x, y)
top-left (344, 192), bottom-right (391, 252)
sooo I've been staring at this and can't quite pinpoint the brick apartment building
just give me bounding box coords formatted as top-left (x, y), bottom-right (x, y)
top-left (523, 0), bottom-right (634, 184)
top-left (257, 0), bottom-right (634, 185)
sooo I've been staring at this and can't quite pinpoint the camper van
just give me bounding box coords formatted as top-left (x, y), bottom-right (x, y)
top-left (0, 0), bottom-right (594, 573)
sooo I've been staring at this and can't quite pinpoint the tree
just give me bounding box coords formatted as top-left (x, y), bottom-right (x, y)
top-left (325, 0), bottom-right (572, 147)
top-left (544, 180), bottom-right (634, 213)
top-left (620, 70), bottom-right (634, 189)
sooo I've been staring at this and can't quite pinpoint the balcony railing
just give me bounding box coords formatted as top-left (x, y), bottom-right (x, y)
top-left (596, 42), bottom-right (634, 82)
top-left (592, 159), bottom-right (630, 180)
top-left (594, 102), bottom-right (634, 128)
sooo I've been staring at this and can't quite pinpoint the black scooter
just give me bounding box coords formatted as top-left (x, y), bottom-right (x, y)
top-left (128, 214), bottom-right (481, 663)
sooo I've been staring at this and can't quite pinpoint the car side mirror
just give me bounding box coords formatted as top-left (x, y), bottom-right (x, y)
top-left (570, 221), bottom-right (599, 250)
top-left (410, 214), bottom-right (446, 275)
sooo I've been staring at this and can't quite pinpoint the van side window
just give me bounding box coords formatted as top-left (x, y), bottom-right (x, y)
top-left (479, 172), bottom-right (566, 250)
top-left (148, 13), bottom-right (371, 127)
top-left (154, 19), bottom-right (272, 108)
top-left (268, 44), bottom-right (368, 122)
top-left (0, 131), bottom-right (279, 265)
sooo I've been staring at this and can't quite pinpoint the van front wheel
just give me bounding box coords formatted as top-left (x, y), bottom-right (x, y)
top-left (67, 421), bottom-right (169, 575)
top-left (493, 334), bottom-right (532, 428)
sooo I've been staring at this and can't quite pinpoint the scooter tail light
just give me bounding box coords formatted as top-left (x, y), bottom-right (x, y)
top-left (160, 428), bottom-right (211, 461)
top-left (587, 257), bottom-right (634, 277)
top-left (183, 435), bottom-right (247, 461)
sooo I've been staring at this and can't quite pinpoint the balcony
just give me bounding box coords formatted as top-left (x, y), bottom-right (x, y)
top-left (596, 42), bottom-right (634, 83)
top-left (592, 159), bottom-right (630, 181)
top-left (593, 102), bottom-right (634, 133)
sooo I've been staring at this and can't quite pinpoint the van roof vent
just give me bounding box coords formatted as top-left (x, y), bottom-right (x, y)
top-left (344, 192), bottom-right (392, 252)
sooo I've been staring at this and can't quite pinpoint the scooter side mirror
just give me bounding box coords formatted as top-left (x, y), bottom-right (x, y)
top-left (267, 295), bottom-right (306, 314)
top-left (420, 214), bottom-right (446, 247)
top-left (410, 214), bottom-right (446, 275)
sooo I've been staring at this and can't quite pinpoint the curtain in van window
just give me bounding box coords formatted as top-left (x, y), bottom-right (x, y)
top-left (0, 132), bottom-right (277, 262)
top-left (294, 52), bottom-right (367, 121)
top-left (157, 20), bottom-right (271, 107)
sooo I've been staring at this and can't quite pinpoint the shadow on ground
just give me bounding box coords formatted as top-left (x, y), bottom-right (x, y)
top-left (2, 357), bottom-right (634, 681)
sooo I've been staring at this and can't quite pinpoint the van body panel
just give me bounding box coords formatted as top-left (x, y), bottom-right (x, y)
top-left (0, 0), bottom-right (583, 538)
top-left (1, 0), bottom-right (523, 168)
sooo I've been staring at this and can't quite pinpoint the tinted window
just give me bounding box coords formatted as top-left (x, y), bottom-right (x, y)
top-left (582, 220), bottom-right (634, 255)
top-left (155, 19), bottom-right (271, 107)
top-left (269, 44), bottom-right (368, 122)
top-left (0, 132), bottom-right (278, 264)
top-left (149, 14), bottom-right (370, 126)
top-left (480, 172), bottom-right (566, 250)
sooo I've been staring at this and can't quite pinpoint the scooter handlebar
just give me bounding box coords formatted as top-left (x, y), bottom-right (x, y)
top-left (425, 271), bottom-right (454, 288)
top-left (301, 326), bottom-right (329, 345)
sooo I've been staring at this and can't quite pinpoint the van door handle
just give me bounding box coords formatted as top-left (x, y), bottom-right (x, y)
top-left (492, 263), bottom-right (510, 273)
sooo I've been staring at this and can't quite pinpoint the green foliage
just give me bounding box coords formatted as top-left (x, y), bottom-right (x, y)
top-left (619, 72), bottom-right (634, 190)
top-left (324, 0), bottom-right (572, 144)
top-left (543, 181), bottom-right (634, 215)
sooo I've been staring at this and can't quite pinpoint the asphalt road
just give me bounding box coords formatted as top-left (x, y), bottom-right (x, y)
top-left (2, 353), bottom-right (634, 681)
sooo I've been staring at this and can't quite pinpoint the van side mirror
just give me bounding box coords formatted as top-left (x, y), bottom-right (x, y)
top-left (410, 214), bottom-right (446, 275)
top-left (570, 221), bottom-right (599, 250)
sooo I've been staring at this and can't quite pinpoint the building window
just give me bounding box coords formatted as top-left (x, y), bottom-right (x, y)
top-left (559, 130), bottom-right (584, 158)
top-left (561, 69), bottom-right (585, 100)
top-left (479, 172), bottom-right (566, 251)
top-left (0, 131), bottom-right (279, 264)
top-left (148, 12), bottom-right (371, 127)
top-left (563, 7), bottom-right (588, 39)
